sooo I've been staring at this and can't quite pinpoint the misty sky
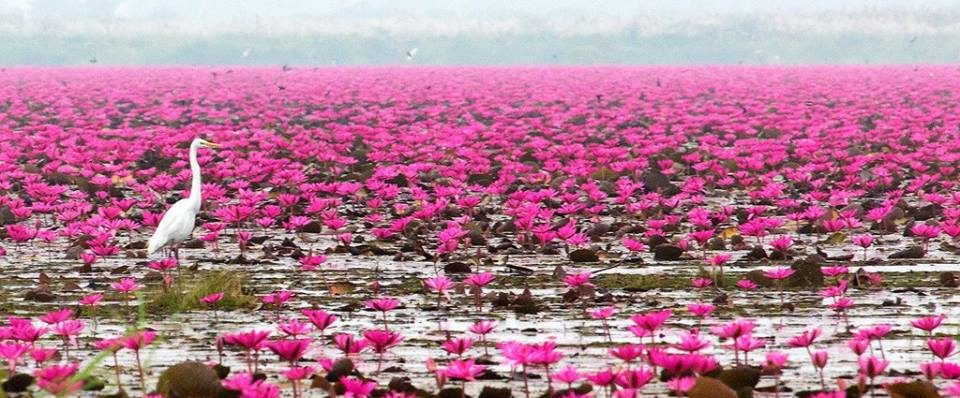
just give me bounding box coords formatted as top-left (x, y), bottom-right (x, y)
top-left (0, 0), bottom-right (958, 65)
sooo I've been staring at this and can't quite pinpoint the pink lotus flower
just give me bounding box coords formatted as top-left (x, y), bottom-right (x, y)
top-left (764, 266), bottom-right (795, 280)
top-left (810, 350), bottom-right (829, 369)
top-left (821, 265), bottom-right (849, 277)
top-left (277, 318), bottom-right (313, 337)
top-left (301, 309), bottom-right (338, 336)
top-left (262, 290), bottom-right (294, 308)
top-left (626, 311), bottom-right (670, 343)
top-left (341, 376), bottom-right (377, 398)
top-left (441, 358), bottom-right (486, 381)
top-left (912, 314), bottom-right (947, 334)
top-left (609, 344), bottom-right (645, 362)
top-left (464, 272), bottom-right (495, 288)
top-left (858, 355), bottom-right (888, 378)
top-left (929, 337), bottom-right (958, 360)
top-left (366, 297), bottom-right (400, 312)
top-left (79, 292), bottom-right (103, 306)
top-left (764, 351), bottom-right (788, 370)
top-left (769, 235), bottom-right (793, 252)
top-left (111, 277), bottom-right (143, 293)
top-left (34, 362), bottom-right (82, 396)
top-left (691, 277), bottom-right (713, 288)
top-left (424, 275), bottom-right (455, 296)
top-left (622, 236), bottom-right (646, 252)
top-left (441, 337), bottom-right (474, 356)
top-left (0, 342), bottom-right (29, 373)
top-left (614, 367), bottom-right (654, 389)
top-left (266, 338), bottom-right (311, 364)
top-left (224, 329), bottom-right (271, 351)
top-left (736, 279), bottom-right (758, 290)
top-left (787, 328), bottom-right (822, 348)
top-left (39, 309), bottom-right (74, 325)
top-left (848, 338), bottom-right (870, 356)
top-left (687, 302), bottom-right (715, 318)
top-left (562, 271), bottom-right (592, 288)
top-left (334, 333), bottom-right (369, 355)
top-left (590, 306), bottom-right (616, 319)
top-left (298, 254), bottom-right (326, 271)
top-left (200, 292), bottom-right (224, 305)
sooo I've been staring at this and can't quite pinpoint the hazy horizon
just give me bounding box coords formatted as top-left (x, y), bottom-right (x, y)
top-left (1, 0), bottom-right (959, 65)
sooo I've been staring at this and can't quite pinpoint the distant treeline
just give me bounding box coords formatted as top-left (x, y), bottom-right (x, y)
top-left (2, 30), bottom-right (958, 65)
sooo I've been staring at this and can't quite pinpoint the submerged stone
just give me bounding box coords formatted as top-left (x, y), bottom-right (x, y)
top-left (746, 246), bottom-right (768, 261)
top-left (885, 380), bottom-right (941, 398)
top-left (444, 262), bottom-right (473, 274)
top-left (889, 245), bottom-right (925, 259)
top-left (478, 386), bottom-right (513, 398)
top-left (568, 248), bottom-right (599, 263)
top-left (2, 373), bottom-right (34, 392)
top-left (689, 377), bottom-right (737, 398)
top-left (155, 361), bottom-right (223, 398)
top-left (653, 244), bottom-right (684, 261)
top-left (788, 255), bottom-right (824, 288)
top-left (716, 366), bottom-right (760, 392)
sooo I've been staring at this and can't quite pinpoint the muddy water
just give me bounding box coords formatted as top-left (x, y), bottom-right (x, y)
top-left (0, 230), bottom-right (957, 397)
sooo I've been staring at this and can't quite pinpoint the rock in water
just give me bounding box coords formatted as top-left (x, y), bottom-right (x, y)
top-left (3, 373), bottom-right (34, 392)
top-left (568, 249), bottom-right (599, 263)
top-left (707, 237), bottom-right (727, 251)
top-left (889, 245), bottom-right (925, 259)
top-left (155, 361), bottom-right (223, 398)
top-left (689, 377), bottom-right (737, 398)
top-left (653, 244), bottom-right (684, 261)
top-left (512, 290), bottom-right (540, 314)
top-left (743, 270), bottom-right (775, 288)
top-left (478, 386), bottom-right (513, 398)
top-left (886, 380), bottom-right (942, 398)
top-left (0, 206), bottom-right (15, 225)
top-left (941, 272), bottom-right (959, 288)
top-left (788, 255), bottom-right (824, 288)
top-left (642, 170), bottom-right (680, 196)
top-left (444, 262), bottom-right (472, 274)
top-left (716, 366), bottom-right (760, 392)
top-left (438, 388), bottom-right (466, 398)
top-left (326, 358), bottom-right (355, 381)
top-left (24, 288), bottom-right (56, 303)
top-left (745, 246), bottom-right (768, 261)
top-left (301, 221), bottom-right (323, 233)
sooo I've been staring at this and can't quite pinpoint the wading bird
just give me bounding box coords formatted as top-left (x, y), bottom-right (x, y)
top-left (147, 138), bottom-right (219, 259)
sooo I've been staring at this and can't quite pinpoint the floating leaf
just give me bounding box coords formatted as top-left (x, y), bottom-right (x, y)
top-left (825, 232), bottom-right (847, 245)
top-left (721, 227), bottom-right (740, 240)
top-left (329, 281), bottom-right (356, 295)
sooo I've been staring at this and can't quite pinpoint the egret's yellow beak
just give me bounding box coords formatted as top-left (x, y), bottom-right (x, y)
top-left (200, 140), bottom-right (220, 148)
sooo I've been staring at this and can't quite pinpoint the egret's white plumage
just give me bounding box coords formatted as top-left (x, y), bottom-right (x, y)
top-left (147, 138), bottom-right (219, 258)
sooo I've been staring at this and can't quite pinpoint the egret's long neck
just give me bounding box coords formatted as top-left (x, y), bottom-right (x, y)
top-left (189, 144), bottom-right (202, 207)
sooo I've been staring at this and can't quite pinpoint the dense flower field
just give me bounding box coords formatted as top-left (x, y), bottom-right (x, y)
top-left (1, 66), bottom-right (960, 397)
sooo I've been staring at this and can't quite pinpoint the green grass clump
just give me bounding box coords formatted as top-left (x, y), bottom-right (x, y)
top-left (147, 271), bottom-right (258, 314)
top-left (593, 273), bottom-right (691, 291)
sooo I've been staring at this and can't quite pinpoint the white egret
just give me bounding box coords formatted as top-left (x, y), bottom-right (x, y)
top-left (147, 137), bottom-right (219, 259)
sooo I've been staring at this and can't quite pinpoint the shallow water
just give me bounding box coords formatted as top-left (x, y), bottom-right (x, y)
top-left (0, 227), bottom-right (955, 397)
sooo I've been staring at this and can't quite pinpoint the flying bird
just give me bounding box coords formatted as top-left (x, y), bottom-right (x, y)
top-left (406, 48), bottom-right (418, 61)
top-left (242, 48), bottom-right (252, 58)
top-left (147, 138), bottom-right (220, 260)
